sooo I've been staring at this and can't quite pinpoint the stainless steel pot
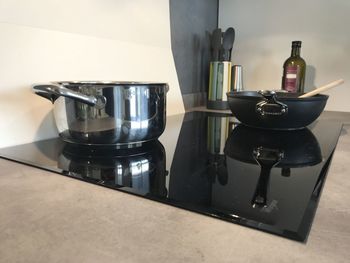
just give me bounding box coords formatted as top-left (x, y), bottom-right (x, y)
top-left (32, 81), bottom-right (169, 146)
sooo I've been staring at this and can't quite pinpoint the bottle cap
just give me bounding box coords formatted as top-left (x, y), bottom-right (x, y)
top-left (292, 41), bottom-right (302, 47)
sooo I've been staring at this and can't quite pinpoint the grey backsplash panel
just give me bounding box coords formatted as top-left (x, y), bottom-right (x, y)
top-left (169, 0), bottom-right (218, 108)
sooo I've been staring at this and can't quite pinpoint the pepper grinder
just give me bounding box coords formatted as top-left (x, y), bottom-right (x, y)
top-left (231, 65), bottom-right (243, 92)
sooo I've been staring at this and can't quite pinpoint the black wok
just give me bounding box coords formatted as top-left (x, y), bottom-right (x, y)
top-left (227, 90), bottom-right (328, 130)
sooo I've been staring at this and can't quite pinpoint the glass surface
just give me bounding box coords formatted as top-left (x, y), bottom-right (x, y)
top-left (0, 111), bottom-right (343, 242)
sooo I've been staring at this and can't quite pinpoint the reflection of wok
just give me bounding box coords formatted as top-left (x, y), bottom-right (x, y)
top-left (224, 125), bottom-right (322, 208)
top-left (224, 124), bottom-right (322, 168)
top-left (58, 140), bottom-right (167, 198)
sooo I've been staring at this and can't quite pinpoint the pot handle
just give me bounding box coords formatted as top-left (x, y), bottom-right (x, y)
top-left (32, 83), bottom-right (106, 108)
top-left (256, 90), bottom-right (288, 116)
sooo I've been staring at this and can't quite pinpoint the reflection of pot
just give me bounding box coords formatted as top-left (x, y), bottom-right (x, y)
top-left (224, 125), bottom-right (322, 208)
top-left (57, 140), bottom-right (167, 198)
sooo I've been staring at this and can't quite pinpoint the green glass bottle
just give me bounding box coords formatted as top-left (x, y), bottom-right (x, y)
top-left (281, 41), bottom-right (306, 93)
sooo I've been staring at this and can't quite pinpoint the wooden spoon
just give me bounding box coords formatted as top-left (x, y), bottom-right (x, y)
top-left (299, 79), bottom-right (344, 98)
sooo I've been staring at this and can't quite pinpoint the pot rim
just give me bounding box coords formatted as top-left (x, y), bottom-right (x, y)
top-left (54, 81), bottom-right (169, 87)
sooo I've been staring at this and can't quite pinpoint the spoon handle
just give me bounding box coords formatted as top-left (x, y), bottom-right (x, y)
top-left (299, 79), bottom-right (344, 98)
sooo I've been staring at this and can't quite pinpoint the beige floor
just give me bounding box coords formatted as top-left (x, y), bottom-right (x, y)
top-left (0, 114), bottom-right (349, 262)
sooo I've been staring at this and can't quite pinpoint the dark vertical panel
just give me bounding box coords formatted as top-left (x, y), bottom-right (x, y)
top-left (169, 0), bottom-right (218, 98)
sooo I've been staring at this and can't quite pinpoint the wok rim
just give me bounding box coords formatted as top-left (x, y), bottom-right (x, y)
top-left (227, 91), bottom-right (329, 101)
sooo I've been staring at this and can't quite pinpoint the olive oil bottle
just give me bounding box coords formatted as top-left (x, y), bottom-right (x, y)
top-left (281, 41), bottom-right (306, 93)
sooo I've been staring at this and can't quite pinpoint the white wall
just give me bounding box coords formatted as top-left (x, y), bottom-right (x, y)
top-left (219, 0), bottom-right (349, 112)
top-left (0, 0), bottom-right (185, 148)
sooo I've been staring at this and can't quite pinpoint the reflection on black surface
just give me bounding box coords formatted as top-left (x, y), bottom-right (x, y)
top-left (206, 115), bottom-right (236, 186)
top-left (168, 113), bottom-right (332, 241)
top-left (0, 111), bottom-right (342, 242)
top-left (251, 146), bottom-right (283, 208)
top-left (225, 125), bottom-right (322, 167)
top-left (58, 140), bottom-right (168, 198)
top-left (225, 125), bottom-right (323, 210)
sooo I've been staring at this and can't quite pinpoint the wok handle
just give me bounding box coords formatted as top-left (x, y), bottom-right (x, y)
top-left (256, 90), bottom-right (288, 116)
top-left (32, 83), bottom-right (106, 108)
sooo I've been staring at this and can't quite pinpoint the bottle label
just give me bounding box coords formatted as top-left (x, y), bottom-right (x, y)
top-left (283, 66), bottom-right (299, 92)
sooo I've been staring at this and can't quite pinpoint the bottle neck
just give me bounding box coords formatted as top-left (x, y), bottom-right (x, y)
top-left (291, 46), bottom-right (301, 57)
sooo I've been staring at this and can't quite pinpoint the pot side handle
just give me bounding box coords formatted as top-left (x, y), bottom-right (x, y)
top-left (32, 83), bottom-right (106, 108)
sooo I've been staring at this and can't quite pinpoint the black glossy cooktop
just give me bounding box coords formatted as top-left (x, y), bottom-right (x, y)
top-left (0, 111), bottom-right (343, 242)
